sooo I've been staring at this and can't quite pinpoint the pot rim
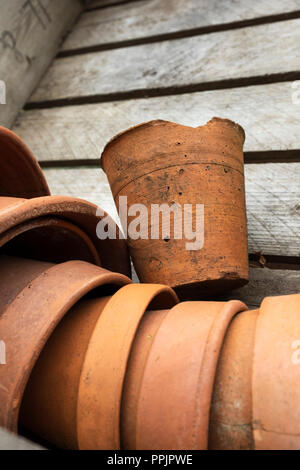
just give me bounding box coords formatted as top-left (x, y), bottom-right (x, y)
top-left (0, 260), bottom-right (131, 432)
top-left (100, 117), bottom-right (245, 173)
top-left (136, 299), bottom-right (247, 450)
top-left (77, 283), bottom-right (179, 450)
top-left (0, 195), bottom-right (131, 277)
top-left (0, 126), bottom-right (50, 198)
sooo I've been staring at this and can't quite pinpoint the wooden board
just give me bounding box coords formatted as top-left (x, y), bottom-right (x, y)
top-left (221, 266), bottom-right (300, 309)
top-left (0, 428), bottom-right (44, 450)
top-left (42, 163), bottom-right (300, 258)
top-left (28, 19), bottom-right (300, 105)
top-left (63, 0), bottom-right (300, 51)
top-left (0, 0), bottom-right (83, 127)
top-left (13, 82), bottom-right (300, 161)
top-left (131, 263), bottom-right (300, 309)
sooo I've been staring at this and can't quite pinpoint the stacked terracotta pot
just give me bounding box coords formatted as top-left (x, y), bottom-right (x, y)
top-left (0, 123), bottom-right (299, 451)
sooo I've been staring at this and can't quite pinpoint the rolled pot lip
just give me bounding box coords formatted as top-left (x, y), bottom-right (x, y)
top-left (0, 215), bottom-right (101, 266)
top-left (0, 126), bottom-right (50, 198)
top-left (77, 283), bottom-right (179, 450)
top-left (100, 117), bottom-right (245, 173)
top-left (0, 195), bottom-right (130, 275)
top-left (0, 259), bottom-right (131, 432)
top-left (135, 299), bottom-right (247, 450)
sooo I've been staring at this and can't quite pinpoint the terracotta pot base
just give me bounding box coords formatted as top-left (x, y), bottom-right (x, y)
top-left (174, 276), bottom-right (249, 300)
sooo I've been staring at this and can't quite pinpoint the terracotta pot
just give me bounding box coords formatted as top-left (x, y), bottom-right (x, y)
top-left (0, 126), bottom-right (50, 198)
top-left (101, 118), bottom-right (248, 298)
top-left (252, 294), bottom-right (300, 449)
top-left (208, 308), bottom-right (259, 450)
top-left (0, 256), bottom-right (130, 432)
top-left (19, 284), bottom-right (178, 449)
top-left (121, 308), bottom-right (169, 450)
top-left (135, 300), bottom-right (247, 449)
top-left (0, 195), bottom-right (130, 276)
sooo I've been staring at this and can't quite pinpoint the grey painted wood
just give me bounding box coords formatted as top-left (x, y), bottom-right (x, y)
top-left (0, 427), bottom-right (44, 450)
top-left (0, 0), bottom-right (83, 127)
top-left (221, 267), bottom-right (300, 309)
top-left (42, 163), bottom-right (300, 257)
top-left (13, 82), bottom-right (300, 161)
top-left (63, 0), bottom-right (300, 51)
top-left (131, 262), bottom-right (300, 309)
top-left (28, 19), bottom-right (300, 104)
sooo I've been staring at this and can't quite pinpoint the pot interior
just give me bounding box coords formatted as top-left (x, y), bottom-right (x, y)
top-left (0, 216), bottom-right (100, 265)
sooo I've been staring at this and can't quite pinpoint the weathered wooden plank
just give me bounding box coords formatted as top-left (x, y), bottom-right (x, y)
top-left (0, 0), bottom-right (83, 127)
top-left (28, 19), bottom-right (300, 104)
top-left (221, 267), bottom-right (300, 309)
top-left (0, 428), bottom-right (44, 450)
top-left (131, 263), bottom-right (300, 309)
top-left (13, 82), bottom-right (300, 161)
top-left (42, 163), bottom-right (300, 258)
top-left (63, 0), bottom-right (300, 51)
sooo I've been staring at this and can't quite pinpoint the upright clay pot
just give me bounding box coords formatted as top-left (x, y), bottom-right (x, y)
top-left (0, 126), bottom-right (50, 198)
top-left (19, 284), bottom-right (178, 449)
top-left (0, 255), bottom-right (130, 433)
top-left (0, 195), bottom-right (130, 276)
top-left (135, 300), bottom-right (247, 449)
top-left (101, 118), bottom-right (249, 297)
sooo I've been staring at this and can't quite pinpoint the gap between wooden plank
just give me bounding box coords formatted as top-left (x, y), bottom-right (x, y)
top-left (14, 82), bottom-right (300, 162)
top-left (25, 71), bottom-right (300, 110)
top-left (87, 0), bottom-right (146, 11)
top-left (64, 0), bottom-right (300, 52)
top-left (59, 10), bottom-right (300, 57)
top-left (27, 19), bottom-right (300, 105)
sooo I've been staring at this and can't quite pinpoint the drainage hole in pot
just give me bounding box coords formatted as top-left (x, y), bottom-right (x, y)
top-left (179, 169), bottom-right (184, 175)
top-left (178, 192), bottom-right (182, 196)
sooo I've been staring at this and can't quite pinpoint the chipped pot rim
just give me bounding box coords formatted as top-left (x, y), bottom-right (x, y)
top-left (100, 117), bottom-right (245, 172)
